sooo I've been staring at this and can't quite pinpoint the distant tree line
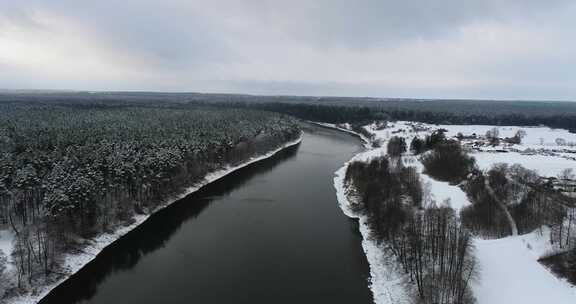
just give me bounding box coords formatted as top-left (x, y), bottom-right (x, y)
top-left (220, 102), bottom-right (576, 133)
top-left (0, 104), bottom-right (299, 297)
top-left (4, 91), bottom-right (576, 132)
top-left (4, 91), bottom-right (576, 131)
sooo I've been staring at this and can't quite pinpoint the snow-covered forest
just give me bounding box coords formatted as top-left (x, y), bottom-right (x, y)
top-left (0, 103), bottom-right (300, 300)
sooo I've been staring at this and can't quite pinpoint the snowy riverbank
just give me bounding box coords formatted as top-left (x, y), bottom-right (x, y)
top-left (5, 135), bottom-right (303, 304)
top-left (325, 122), bottom-right (412, 303)
top-left (334, 148), bottom-right (412, 304)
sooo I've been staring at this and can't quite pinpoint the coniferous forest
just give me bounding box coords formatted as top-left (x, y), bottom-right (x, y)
top-left (0, 102), bottom-right (300, 294)
top-left (4, 92), bottom-right (576, 132)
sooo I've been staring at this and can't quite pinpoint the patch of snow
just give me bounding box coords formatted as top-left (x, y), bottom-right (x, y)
top-left (421, 174), bottom-right (471, 212)
top-left (472, 227), bottom-right (576, 304)
top-left (0, 230), bottom-right (14, 272)
top-left (399, 155), bottom-right (471, 213)
top-left (5, 135), bottom-right (303, 304)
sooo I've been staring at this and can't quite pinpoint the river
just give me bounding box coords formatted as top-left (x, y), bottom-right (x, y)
top-left (39, 124), bottom-right (373, 304)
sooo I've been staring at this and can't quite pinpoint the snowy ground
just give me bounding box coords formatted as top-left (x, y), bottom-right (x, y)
top-left (473, 227), bottom-right (576, 304)
top-left (4, 135), bottom-right (303, 304)
top-left (473, 152), bottom-right (575, 178)
top-left (0, 230), bottom-right (14, 272)
top-left (336, 121), bottom-right (576, 304)
top-left (436, 124), bottom-right (576, 149)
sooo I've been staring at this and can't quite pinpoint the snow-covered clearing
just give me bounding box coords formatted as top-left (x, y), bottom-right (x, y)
top-left (402, 155), bottom-right (471, 213)
top-left (5, 135), bottom-right (303, 304)
top-left (420, 173), bottom-right (471, 212)
top-left (473, 227), bottom-right (576, 304)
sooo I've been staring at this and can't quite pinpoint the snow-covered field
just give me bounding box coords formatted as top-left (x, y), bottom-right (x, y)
top-left (335, 121), bottom-right (576, 304)
top-left (3, 135), bottom-right (303, 304)
top-left (437, 123), bottom-right (576, 177)
top-left (473, 152), bottom-right (574, 178)
top-left (437, 124), bottom-right (576, 148)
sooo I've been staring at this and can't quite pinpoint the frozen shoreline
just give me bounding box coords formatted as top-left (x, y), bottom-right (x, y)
top-left (312, 121), bottom-right (410, 302)
top-left (327, 122), bottom-right (410, 304)
top-left (333, 149), bottom-right (411, 304)
top-left (5, 135), bottom-right (303, 304)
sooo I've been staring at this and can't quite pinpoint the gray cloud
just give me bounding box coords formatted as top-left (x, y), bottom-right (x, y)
top-left (0, 0), bottom-right (575, 100)
top-left (250, 0), bottom-right (570, 48)
top-left (1, 1), bottom-right (233, 68)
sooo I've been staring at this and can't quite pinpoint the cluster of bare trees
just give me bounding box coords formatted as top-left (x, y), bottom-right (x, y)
top-left (0, 104), bottom-right (300, 295)
top-left (345, 154), bottom-right (477, 304)
top-left (393, 207), bottom-right (477, 304)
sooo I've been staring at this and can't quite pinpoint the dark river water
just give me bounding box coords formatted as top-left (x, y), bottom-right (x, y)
top-left (40, 125), bottom-right (373, 304)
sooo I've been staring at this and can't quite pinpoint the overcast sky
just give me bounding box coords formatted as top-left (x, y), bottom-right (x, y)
top-left (1, 0), bottom-right (575, 100)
